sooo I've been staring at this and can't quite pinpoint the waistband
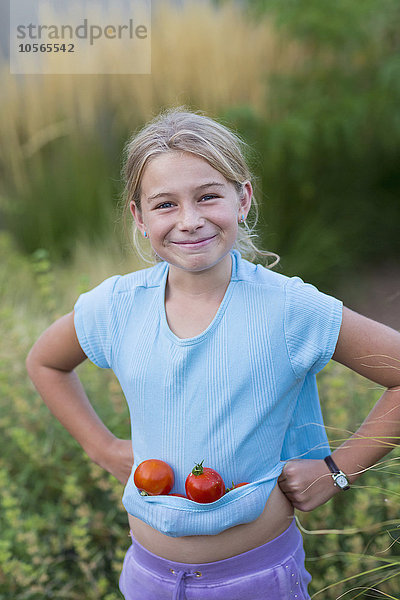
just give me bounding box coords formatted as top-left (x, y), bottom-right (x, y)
top-left (129, 517), bottom-right (300, 580)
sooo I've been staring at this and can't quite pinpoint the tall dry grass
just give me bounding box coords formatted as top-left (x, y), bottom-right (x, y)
top-left (0, 0), bottom-right (303, 251)
top-left (2, 0), bottom-right (301, 130)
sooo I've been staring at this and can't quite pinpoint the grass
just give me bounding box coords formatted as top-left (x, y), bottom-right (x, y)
top-left (0, 0), bottom-right (303, 259)
top-left (1, 231), bottom-right (400, 599)
top-left (2, 0), bottom-right (400, 596)
top-left (2, 0), bottom-right (399, 286)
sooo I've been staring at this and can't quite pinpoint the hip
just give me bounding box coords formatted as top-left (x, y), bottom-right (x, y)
top-left (127, 482), bottom-right (294, 563)
top-left (120, 516), bottom-right (310, 600)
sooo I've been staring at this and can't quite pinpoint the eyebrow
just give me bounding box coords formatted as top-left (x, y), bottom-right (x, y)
top-left (147, 181), bottom-right (226, 201)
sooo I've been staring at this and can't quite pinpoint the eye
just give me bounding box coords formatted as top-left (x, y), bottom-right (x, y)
top-left (200, 194), bottom-right (218, 202)
top-left (156, 201), bottom-right (174, 210)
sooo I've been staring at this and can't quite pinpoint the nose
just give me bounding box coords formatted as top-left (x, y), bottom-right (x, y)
top-left (177, 204), bottom-right (204, 231)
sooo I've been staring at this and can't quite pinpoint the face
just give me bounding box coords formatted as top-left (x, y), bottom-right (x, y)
top-left (130, 151), bottom-right (252, 274)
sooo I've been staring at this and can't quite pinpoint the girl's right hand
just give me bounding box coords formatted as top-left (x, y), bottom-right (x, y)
top-left (97, 437), bottom-right (134, 485)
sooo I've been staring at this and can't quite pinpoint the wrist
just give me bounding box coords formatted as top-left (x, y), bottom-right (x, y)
top-left (330, 448), bottom-right (366, 484)
top-left (84, 432), bottom-right (118, 468)
top-left (324, 454), bottom-right (351, 491)
top-left (89, 437), bottom-right (133, 484)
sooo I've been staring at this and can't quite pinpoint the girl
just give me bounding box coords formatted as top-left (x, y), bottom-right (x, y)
top-left (26, 108), bottom-right (400, 600)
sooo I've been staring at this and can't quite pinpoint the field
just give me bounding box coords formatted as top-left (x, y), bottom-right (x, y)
top-left (1, 233), bottom-right (399, 599)
top-left (1, 0), bottom-right (400, 597)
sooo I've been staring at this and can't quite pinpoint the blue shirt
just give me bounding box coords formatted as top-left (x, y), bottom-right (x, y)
top-left (74, 250), bottom-right (343, 536)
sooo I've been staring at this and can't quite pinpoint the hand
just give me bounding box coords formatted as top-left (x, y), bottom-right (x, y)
top-left (278, 459), bottom-right (340, 512)
top-left (95, 437), bottom-right (134, 485)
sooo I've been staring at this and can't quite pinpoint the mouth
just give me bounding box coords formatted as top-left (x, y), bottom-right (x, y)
top-left (171, 235), bottom-right (217, 248)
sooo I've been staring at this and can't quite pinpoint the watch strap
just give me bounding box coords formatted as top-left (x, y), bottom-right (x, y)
top-left (324, 454), bottom-right (340, 474)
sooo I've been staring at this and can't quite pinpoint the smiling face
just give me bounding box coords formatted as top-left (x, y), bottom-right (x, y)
top-left (130, 151), bottom-right (252, 274)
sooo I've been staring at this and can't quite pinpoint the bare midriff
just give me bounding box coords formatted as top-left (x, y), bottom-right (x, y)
top-left (127, 482), bottom-right (294, 564)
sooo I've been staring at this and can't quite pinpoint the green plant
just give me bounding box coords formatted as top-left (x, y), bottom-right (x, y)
top-left (224, 0), bottom-right (400, 290)
top-left (1, 236), bottom-right (399, 598)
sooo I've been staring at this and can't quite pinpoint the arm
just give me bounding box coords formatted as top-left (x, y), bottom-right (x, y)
top-left (278, 306), bottom-right (400, 511)
top-left (26, 312), bottom-right (133, 484)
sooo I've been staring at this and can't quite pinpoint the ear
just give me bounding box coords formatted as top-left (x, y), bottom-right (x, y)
top-left (130, 201), bottom-right (146, 235)
top-left (237, 181), bottom-right (252, 220)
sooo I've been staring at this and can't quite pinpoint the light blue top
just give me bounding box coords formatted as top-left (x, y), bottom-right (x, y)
top-left (74, 250), bottom-right (343, 537)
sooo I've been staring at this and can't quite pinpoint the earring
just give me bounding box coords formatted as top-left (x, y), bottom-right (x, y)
top-left (143, 231), bottom-right (148, 238)
top-left (239, 214), bottom-right (245, 223)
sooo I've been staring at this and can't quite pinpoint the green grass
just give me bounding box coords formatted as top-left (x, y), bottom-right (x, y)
top-left (1, 232), bottom-right (400, 599)
top-left (2, 1), bottom-right (400, 596)
top-left (2, 0), bottom-right (400, 288)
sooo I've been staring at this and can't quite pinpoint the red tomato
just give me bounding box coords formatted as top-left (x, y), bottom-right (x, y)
top-left (169, 493), bottom-right (187, 498)
top-left (134, 459), bottom-right (174, 496)
top-left (225, 482), bottom-right (249, 493)
top-left (185, 461), bottom-right (225, 503)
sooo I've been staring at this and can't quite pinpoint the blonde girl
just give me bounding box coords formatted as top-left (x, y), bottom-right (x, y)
top-left (27, 108), bottom-right (400, 600)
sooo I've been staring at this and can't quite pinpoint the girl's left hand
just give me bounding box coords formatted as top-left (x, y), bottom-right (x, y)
top-left (278, 459), bottom-right (340, 511)
top-left (96, 437), bottom-right (134, 485)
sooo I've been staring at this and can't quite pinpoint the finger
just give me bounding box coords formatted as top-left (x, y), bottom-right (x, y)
top-left (278, 481), bottom-right (297, 498)
top-left (278, 479), bottom-right (291, 493)
top-left (281, 491), bottom-right (297, 506)
top-left (277, 471), bottom-right (287, 483)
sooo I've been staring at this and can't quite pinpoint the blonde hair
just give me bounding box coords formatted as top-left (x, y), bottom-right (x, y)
top-left (121, 107), bottom-right (279, 268)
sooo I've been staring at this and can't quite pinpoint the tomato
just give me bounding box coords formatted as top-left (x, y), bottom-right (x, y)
top-left (225, 481), bottom-right (249, 493)
top-left (134, 459), bottom-right (174, 496)
top-left (185, 461), bottom-right (225, 503)
top-left (169, 493), bottom-right (187, 498)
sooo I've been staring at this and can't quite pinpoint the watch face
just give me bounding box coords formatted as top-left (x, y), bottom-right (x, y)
top-left (335, 474), bottom-right (348, 488)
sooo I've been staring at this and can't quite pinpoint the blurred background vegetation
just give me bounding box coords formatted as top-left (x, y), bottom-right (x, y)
top-left (1, 0), bottom-right (400, 598)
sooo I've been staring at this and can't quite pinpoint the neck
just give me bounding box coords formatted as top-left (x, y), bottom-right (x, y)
top-left (166, 253), bottom-right (232, 299)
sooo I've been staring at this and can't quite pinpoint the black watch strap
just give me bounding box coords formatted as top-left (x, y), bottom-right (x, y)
top-left (324, 455), bottom-right (340, 474)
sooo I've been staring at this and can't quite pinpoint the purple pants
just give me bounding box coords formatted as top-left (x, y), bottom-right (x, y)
top-left (119, 519), bottom-right (311, 600)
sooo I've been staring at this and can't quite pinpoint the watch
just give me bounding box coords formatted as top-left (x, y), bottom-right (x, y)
top-left (324, 455), bottom-right (350, 491)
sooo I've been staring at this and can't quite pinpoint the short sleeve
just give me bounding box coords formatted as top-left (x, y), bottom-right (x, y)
top-left (284, 277), bottom-right (343, 378)
top-left (73, 275), bottom-right (120, 369)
